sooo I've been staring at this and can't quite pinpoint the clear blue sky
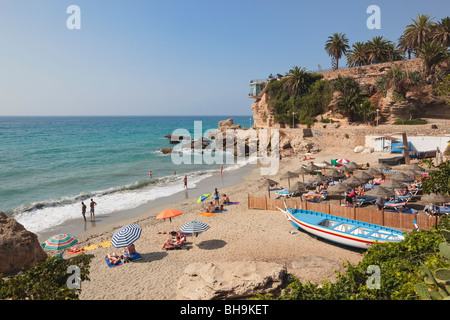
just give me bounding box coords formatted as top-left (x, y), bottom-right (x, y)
top-left (0, 0), bottom-right (448, 116)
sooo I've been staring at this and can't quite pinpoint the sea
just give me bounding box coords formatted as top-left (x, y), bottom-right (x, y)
top-left (0, 116), bottom-right (254, 237)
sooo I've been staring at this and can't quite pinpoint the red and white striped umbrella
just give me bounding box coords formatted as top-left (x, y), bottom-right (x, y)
top-left (336, 158), bottom-right (350, 165)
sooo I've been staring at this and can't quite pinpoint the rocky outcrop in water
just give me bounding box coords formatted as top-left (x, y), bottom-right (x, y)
top-left (0, 211), bottom-right (47, 276)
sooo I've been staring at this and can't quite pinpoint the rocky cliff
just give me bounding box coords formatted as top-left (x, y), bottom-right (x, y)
top-left (251, 58), bottom-right (450, 127)
top-left (0, 212), bottom-right (47, 275)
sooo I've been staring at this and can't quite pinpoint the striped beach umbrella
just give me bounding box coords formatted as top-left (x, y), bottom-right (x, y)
top-left (111, 224), bottom-right (142, 248)
top-left (180, 221), bottom-right (210, 235)
top-left (42, 234), bottom-right (78, 251)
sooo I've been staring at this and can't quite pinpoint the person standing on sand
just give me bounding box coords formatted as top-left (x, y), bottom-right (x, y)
top-left (183, 175), bottom-right (187, 189)
top-left (213, 188), bottom-right (220, 206)
top-left (81, 202), bottom-right (87, 221)
top-left (90, 199), bottom-right (97, 218)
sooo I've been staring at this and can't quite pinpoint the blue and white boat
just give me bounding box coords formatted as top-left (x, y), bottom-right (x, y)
top-left (277, 204), bottom-right (404, 249)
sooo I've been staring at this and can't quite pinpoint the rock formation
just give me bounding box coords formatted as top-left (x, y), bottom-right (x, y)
top-left (0, 211), bottom-right (47, 275)
top-left (177, 261), bottom-right (286, 300)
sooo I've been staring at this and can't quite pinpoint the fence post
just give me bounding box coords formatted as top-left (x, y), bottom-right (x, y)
top-left (381, 209), bottom-right (385, 226)
top-left (353, 205), bottom-right (356, 220)
top-left (264, 197), bottom-right (267, 210)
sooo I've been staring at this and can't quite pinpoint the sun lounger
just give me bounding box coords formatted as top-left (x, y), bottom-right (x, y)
top-left (355, 196), bottom-right (377, 207)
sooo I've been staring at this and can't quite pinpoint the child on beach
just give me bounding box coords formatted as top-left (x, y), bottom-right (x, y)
top-left (221, 194), bottom-right (230, 205)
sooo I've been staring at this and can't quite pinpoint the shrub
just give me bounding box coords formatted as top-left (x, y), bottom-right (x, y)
top-left (393, 119), bottom-right (427, 125)
top-left (0, 254), bottom-right (91, 300)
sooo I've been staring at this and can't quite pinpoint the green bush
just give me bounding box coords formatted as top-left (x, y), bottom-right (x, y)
top-left (0, 254), bottom-right (91, 300)
top-left (393, 119), bottom-right (427, 125)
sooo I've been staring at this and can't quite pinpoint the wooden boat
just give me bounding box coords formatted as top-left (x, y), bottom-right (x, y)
top-left (277, 204), bottom-right (404, 249)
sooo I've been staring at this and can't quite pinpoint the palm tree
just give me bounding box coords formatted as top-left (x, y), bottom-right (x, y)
top-left (433, 17), bottom-right (450, 47)
top-left (346, 42), bottom-right (369, 67)
top-left (401, 14), bottom-right (436, 56)
top-left (416, 41), bottom-right (449, 74)
top-left (365, 36), bottom-right (395, 64)
top-left (325, 33), bottom-right (350, 70)
top-left (398, 35), bottom-right (414, 59)
top-left (283, 66), bottom-right (315, 95)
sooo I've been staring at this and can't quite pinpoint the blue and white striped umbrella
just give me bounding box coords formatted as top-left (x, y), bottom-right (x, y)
top-left (179, 221), bottom-right (210, 235)
top-left (111, 224), bottom-right (142, 248)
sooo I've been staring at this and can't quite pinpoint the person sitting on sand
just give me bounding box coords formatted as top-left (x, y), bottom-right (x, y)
top-left (214, 204), bottom-right (224, 212)
top-left (221, 194), bottom-right (230, 205)
top-left (105, 253), bottom-right (122, 265)
top-left (123, 243), bottom-right (137, 256)
top-left (206, 201), bottom-right (215, 213)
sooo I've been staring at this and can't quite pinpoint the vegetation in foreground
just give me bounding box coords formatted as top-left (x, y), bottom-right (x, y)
top-left (0, 254), bottom-right (91, 300)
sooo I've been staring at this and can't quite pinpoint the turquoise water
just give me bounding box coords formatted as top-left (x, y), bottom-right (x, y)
top-left (0, 116), bottom-right (252, 233)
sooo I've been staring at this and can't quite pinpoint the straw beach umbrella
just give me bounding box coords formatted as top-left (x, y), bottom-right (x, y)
top-left (354, 171), bottom-right (374, 182)
top-left (280, 171), bottom-right (298, 188)
top-left (342, 176), bottom-right (365, 188)
top-left (421, 193), bottom-right (450, 204)
top-left (111, 224), bottom-right (142, 248)
top-left (305, 163), bottom-right (320, 172)
top-left (262, 178), bottom-right (279, 198)
top-left (365, 186), bottom-right (395, 198)
top-left (372, 163), bottom-right (391, 170)
top-left (390, 172), bottom-right (415, 184)
top-left (346, 162), bottom-right (361, 171)
top-left (295, 167), bottom-right (311, 182)
top-left (288, 181), bottom-right (308, 196)
top-left (381, 179), bottom-right (406, 189)
top-left (327, 182), bottom-right (352, 205)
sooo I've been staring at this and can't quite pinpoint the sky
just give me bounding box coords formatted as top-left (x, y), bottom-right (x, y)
top-left (0, 0), bottom-right (448, 116)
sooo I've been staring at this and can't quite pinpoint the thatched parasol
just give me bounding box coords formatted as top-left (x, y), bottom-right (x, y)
top-left (288, 181), bottom-right (308, 195)
top-left (381, 179), bottom-right (406, 189)
top-left (390, 172), bottom-right (415, 182)
top-left (305, 163), bottom-right (321, 171)
top-left (295, 167), bottom-right (312, 182)
top-left (346, 162), bottom-right (361, 170)
top-left (280, 171), bottom-right (298, 188)
top-left (342, 176), bottom-right (365, 188)
top-left (421, 193), bottom-right (450, 204)
top-left (262, 178), bottom-right (279, 198)
top-left (365, 186), bottom-right (395, 198)
top-left (325, 169), bottom-right (345, 180)
top-left (372, 163), bottom-right (391, 170)
top-left (327, 182), bottom-right (352, 205)
top-left (367, 167), bottom-right (382, 175)
top-left (354, 171), bottom-right (374, 182)
top-left (308, 175), bottom-right (326, 185)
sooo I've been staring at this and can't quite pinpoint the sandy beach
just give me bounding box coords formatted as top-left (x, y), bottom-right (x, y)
top-left (56, 146), bottom-right (396, 300)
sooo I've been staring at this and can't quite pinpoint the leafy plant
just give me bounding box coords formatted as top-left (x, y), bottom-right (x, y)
top-left (0, 254), bottom-right (91, 300)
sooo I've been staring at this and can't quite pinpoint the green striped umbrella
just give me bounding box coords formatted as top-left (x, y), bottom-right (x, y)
top-left (42, 234), bottom-right (78, 251)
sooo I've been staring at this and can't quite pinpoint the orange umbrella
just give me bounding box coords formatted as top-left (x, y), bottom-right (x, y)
top-left (156, 209), bottom-right (183, 222)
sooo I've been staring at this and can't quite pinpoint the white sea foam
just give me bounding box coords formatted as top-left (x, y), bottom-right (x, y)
top-left (14, 171), bottom-right (212, 234)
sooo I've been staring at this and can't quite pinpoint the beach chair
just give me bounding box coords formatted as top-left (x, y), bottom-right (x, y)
top-left (355, 196), bottom-right (377, 207)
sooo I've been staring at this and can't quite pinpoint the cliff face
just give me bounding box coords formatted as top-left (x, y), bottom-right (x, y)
top-left (251, 58), bottom-right (450, 127)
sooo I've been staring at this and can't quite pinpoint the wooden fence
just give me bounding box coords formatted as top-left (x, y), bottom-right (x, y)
top-left (248, 195), bottom-right (440, 231)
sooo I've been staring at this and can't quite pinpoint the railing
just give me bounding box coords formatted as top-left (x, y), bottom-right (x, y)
top-left (247, 195), bottom-right (439, 231)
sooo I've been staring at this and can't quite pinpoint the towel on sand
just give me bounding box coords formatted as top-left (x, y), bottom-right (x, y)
top-left (105, 258), bottom-right (122, 267)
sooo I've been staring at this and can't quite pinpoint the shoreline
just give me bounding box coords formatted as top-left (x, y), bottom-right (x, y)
top-left (37, 163), bottom-right (256, 242)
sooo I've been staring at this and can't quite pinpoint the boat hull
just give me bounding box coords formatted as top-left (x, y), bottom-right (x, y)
top-left (281, 207), bottom-right (404, 249)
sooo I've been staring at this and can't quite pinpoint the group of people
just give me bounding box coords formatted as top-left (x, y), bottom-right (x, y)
top-left (105, 243), bottom-right (137, 265)
top-left (161, 231), bottom-right (186, 250)
top-left (81, 199), bottom-right (97, 221)
top-left (204, 188), bottom-right (230, 212)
